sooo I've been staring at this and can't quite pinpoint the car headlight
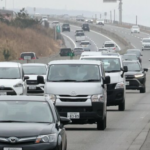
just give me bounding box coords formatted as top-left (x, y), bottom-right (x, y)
top-left (13, 83), bottom-right (23, 87)
top-left (45, 94), bottom-right (56, 103)
top-left (35, 134), bottom-right (57, 143)
top-left (91, 94), bottom-right (104, 102)
top-left (115, 82), bottom-right (124, 89)
top-left (134, 74), bottom-right (144, 78)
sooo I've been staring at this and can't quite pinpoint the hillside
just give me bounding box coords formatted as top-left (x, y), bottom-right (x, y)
top-left (0, 23), bottom-right (60, 61)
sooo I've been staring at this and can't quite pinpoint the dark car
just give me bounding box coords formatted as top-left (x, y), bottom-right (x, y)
top-left (0, 96), bottom-right (71, 150)
top-left (60, 48), bottom-right (72, 56)
top-left (126, 49), bottom-right (142, 63)
top-left (82, 23), bottom-right (90, 31)
top-left (122, 54), bottom-right (139, 62)
top-left (62, 24), bottom-right (70, 32)
top-left (19, 52), bottom-right (38, 60)
top-left (124, 61), bottom-right (148, 93)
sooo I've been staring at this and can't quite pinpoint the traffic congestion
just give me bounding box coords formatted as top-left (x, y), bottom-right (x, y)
top-left (0, 4), bottom-right (150, 149)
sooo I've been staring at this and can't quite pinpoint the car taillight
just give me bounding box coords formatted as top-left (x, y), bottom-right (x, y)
top-left (113, 47), bottom-right (116, 50)
top-left (19, 58), bottom-right (23, 60)
top-left (32, 57), bottom-right (36, 59)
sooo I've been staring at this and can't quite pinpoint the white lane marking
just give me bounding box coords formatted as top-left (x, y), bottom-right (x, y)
top-left (86, 36), bottom-right (99, 50)
top-left (70, 24), bottom-right (121, 51)
top-left (131, 44), bottom-right (136, 48)
top-left (61, 33), bottom-right (77, 48)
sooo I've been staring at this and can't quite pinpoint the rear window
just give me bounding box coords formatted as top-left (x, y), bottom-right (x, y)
top-left (76, 32), bottom-right (85, 36)
top-left (20, 53), bottom-right (35, 59)
top-left (81, 42), bottom-right (90, 45)
top-left (60, 49), bottom-right (71, 53)
top-left (105, 44), bottom-right (115, 47)
top-left (63, 24), bottom-right (69, 26)
top-left (83, 24), bottom-right (89, 27)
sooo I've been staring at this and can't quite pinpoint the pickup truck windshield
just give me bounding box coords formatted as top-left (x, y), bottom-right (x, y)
top-left (82, 58), bottom-right (121, 72)
top-left (48, 64), bottom-right (101, 82)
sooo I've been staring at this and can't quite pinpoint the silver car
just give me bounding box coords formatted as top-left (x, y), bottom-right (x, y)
top-left (80, 41), bottom-right (91, 51)
top-left (73, 47), bottom-right (84, 56)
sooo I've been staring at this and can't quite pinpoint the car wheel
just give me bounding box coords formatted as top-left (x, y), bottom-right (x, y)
top-left (97, 115), bottom-right (106, 130)
top-left (118, 99), bottom-right (125, 111)
top-left (140, 86), bottom-right (146, 93)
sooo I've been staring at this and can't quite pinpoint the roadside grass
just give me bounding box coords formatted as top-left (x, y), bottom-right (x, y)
top-left (0, 23), bottom-right (60, 61)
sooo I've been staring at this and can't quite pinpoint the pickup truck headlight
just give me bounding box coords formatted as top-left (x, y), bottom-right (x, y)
top-left (13, 83), bottom-right (23, 87)
top-left (134, 74), bottom-right (144, 78)
top-left (115, 82), bottom-right (124, 89)
top-left (36, 134), bottom-right (57, 143)
top-left (91, 94), bottom-right (104, 102)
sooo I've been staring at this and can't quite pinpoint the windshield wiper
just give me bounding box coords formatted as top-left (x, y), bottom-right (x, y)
top-left (105, 70), bottom-right (121, 73)
top-left (0, 120), bottom-right (51, 123)
top-left (49, 79), bottom-right (78, 82)
top-left (82, 79), bottom-right (100, 82)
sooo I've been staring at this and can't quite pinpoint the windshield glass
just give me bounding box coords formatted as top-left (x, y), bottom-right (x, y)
top-left (21, 53), bottom-right (35, 59)
top-left (123, 62), bottom-right (141, 72)
top-left (0, 67), bottom-right (20, 79)
top-left (23, 66), bottom-right (46, 75)
top-left (82, 58), bottom-right (121, 72)
top-left (105, 44), bottom-right (115, 47)
top-left (127, 51), bottom-right (140, 56)
top-left (143, 39), bottom-right (150, 42)
top-left (48, 64), bottom-right (101, 82)
top-left (122, 55), bottom-right (138, 60)
top-left (76, 33), bottom-right (84, 36)
top-left (74, 48), bottom-right (83, 51)
top-left (0, 101), bottom-right (53, 123)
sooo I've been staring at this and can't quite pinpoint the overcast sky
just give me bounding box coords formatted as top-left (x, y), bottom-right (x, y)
top-left (4, 0), bottom-right (150, 26)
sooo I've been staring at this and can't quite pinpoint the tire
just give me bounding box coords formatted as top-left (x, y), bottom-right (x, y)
top-left (118, 99), bottom-right (125, 111)
top-left (97, 115), bottom-right (106, 130)
top-left (140, 87), bottom-right (146, 93)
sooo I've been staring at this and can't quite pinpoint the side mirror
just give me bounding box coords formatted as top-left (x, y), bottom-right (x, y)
top-left (144, 68), bottom-right (148, 72)
top-left (123, 66), bottom-right (128, 72)
top-left (37, 76), bottom-right (45, 84)
top-left (60, 117), bottom-right (72, 125)
top-left (24, 76), bottom-right (29, 81)
top-left (104, 76), bottom-right (110, 84)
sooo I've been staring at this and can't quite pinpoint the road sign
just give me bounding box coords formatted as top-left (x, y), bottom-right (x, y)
top-left (103, 0), bottom-right (117, 2)
top-left (56, 25), bottom-right (60, 33)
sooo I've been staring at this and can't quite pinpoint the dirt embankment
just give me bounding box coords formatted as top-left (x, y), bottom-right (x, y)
top-left (0, 23), bottom-right (60, 61)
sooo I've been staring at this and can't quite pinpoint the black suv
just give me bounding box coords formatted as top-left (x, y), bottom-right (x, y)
top-left (123, 60), bottom-right (148, 93)
top-left (82, 23), bottom-right (90, 31)
top-left (62, 23), bottom-right (70, 32)
top-left (59, 48), bottom-right (72, 56)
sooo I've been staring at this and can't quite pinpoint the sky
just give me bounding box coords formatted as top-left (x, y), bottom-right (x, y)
top-left (3, 0), bottom-right (150, 26)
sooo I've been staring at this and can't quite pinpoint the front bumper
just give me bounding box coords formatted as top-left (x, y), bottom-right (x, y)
top-left (107, 88), bottom-right (124, 106)
top-left (56, 102), bottom-right (105, 123)
top-left (126, 77), bottom-right (145, 90)
top-left (0, 143), bottom-right (57, 150)
top-left (0, 87), bottom-right (23, 95)
top-left (142, 45), bottom-right (150, 49)
top-left (26, 84), bottom-right (44, 95)
top-left (62, 27), bottom-right (70, 31)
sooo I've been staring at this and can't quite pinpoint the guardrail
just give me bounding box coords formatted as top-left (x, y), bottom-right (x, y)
top-left (49, 18), bottom-right (133, 54)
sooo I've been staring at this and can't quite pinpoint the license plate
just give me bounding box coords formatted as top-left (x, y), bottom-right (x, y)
top-left (4, 148), bottom-right (22, 150)
top-left (24, 56), bottom-right (31, 60)
top-left (126, 81), bottom-right (129, 85)
top-left (29, 85), bottom-right (36, 90)
top-left (0, 92), bottom-right (7, 95)
top-left (67, 112), bottom-right (80, 119)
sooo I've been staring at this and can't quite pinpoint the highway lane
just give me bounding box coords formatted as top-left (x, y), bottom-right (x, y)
top-left (58, 23), bottom-right (150, 150)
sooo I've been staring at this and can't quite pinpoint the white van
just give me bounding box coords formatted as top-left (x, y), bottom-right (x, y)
top-left (103, 41), bottom-right (118, 51)
top-left (0, 62), bottom-right (28, 95)
top-left (37, 60), bottom-right (110, 130)
top-left (81, 55), bottom-right (128, 111)
top-left (75, 32), bottom-right (86, 42)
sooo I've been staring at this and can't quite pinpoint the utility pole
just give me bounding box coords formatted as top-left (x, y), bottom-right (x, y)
top-left (136, 15), bottom-right (137, 25)
top-left (110, 11), bottom-right (112, 23)
top-left (119, 0), bottom-right (122, 24)
top-left (100, 14), bottom-right (101, 19)
top-left (114, 9), bottom-right (115, 22)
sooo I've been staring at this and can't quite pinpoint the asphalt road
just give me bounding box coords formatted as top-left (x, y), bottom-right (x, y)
top-left (60, 23), bottom-right (150, 150)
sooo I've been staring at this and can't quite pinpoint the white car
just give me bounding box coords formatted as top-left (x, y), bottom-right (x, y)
top-left (23, 63), bottom-right (47, 95)
top-left (0, 62), bottom-right (27, 95)
top-left (131, 25), bottom-right (140, 33)
top-left (142, 38), bottom-right (150, 50)
top-left (41, 16), bottom-right (48, 21)
top-left (51, 21), bottom-right (60, 27)
top-left (75, 32), bottom-right (86, 42)
top-left (96, 19), bottom-right (104, 25)
top-left (103, 41), bottom-right (117, 51)
top-left (80, 41), bottom-right (91, 51)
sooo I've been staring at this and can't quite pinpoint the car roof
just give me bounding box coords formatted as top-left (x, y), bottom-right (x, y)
top-left (0, 96), bottom-right (51, 102)
top-left (81, 52), bottom-right (102, 55)
top-left (0, 62), bottom-right (21, 67)
top-left (22, 63), bottom-right (47, 66)
top-left (127, 49), bottom-right (141, 51)
top-left (123, 60), bottom-right (140, 64)
top-left (21, 52), bottom-right (35, 54)
top-left (104, 41), bottom-right (115, 44)
top-left (81, 41), bottom-right (90, 43)
top-left (48, 60), bottom-right (102, 65)
top-left (142, 38), bottom-right (150, 40)
top-left (123, 53), bottom-right (137, 56)
top-left (82, 55), bottom-right (120, 59)
top-left (74, 47), bottom-right (84, 49)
